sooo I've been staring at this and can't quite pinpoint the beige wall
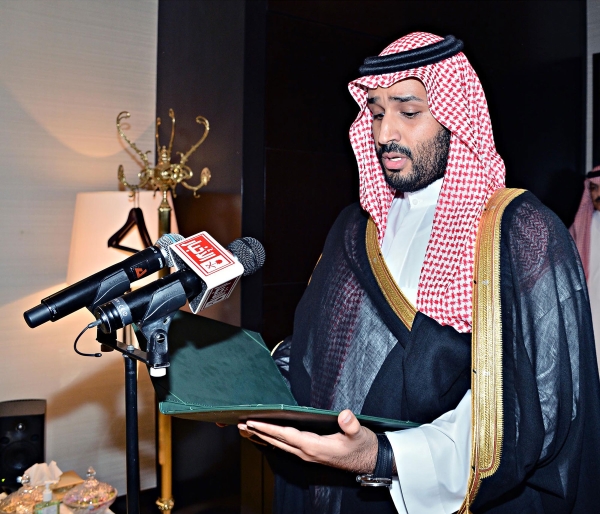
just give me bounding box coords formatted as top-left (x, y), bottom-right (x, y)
top-left (0, 0), bottom-right (159, 494)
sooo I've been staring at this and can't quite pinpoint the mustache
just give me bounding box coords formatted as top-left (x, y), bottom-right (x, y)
top-left (376, 141), bottom-right (413, 161)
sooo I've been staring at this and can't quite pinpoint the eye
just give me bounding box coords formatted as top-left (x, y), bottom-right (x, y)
top-left (402, 111), bottom-right (420, 119)
top-left (372, 113), bottom-right (384, 121)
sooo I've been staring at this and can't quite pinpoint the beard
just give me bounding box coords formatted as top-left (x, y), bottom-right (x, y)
top-left (376, 126), bottom-right (451, 193)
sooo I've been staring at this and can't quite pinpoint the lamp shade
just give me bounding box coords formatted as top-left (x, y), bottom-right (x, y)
top-left (66, 191), bottom-right (178, 288)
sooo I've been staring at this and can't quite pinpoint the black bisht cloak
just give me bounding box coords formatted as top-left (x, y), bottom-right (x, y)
top-left (268, 192), bottom-right (600, 513)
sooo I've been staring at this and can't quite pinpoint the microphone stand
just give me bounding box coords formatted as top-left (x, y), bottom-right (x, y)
top-left (96, 329), bottom-right (142, 514)
top-left (96, 318), bottom-right (174, 514)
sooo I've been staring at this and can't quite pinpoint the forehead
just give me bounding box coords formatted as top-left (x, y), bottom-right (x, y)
top-left (366, 78), bottom-right (429, 102)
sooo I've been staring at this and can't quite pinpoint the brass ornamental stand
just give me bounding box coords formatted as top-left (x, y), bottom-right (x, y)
top-left (117, 109), bottom-right (211, 514)
top-left (155, 200), bottom-right (173, 514)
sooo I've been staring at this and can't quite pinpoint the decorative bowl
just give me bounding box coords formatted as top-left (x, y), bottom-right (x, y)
top-left (62, 468), bottom-right (116, 514)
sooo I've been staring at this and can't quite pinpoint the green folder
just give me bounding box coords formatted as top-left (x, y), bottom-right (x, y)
top-left (150, 311), bottom-right (419, 433)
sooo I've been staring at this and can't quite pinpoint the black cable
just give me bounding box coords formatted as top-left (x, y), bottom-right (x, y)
top-left (73, 319), bottom-right (103, 358)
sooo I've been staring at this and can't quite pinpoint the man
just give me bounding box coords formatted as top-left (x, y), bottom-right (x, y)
top-left (241, 32), bottom-right (600, 513)
top-left (570, 166), bottom-right (600, 368)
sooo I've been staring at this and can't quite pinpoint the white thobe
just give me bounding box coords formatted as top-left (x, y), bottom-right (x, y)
top-left (589, 211), bottom-right (600, 373)
top-left (381, 177), bottom-right (470, 514)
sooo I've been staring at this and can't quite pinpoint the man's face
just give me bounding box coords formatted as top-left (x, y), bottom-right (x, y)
top-left (367, 78), bottom-right (450, 193)
top-left (590, 181), bottom-right (600, 211)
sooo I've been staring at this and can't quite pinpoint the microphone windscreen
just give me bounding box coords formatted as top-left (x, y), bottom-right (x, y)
top-left (227, 237), bottom-right (266, 276)
top-left (154, 233), bottom-right (184, 267)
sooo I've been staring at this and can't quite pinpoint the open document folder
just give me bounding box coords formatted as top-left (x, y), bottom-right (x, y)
top-left (149, 311), bottom-right (420, 433)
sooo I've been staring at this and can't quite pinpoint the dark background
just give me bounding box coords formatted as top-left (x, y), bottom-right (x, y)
top-left (145, 1), bottom-right (587, 513)
top-left (244, 0), bottom-right (587, 348)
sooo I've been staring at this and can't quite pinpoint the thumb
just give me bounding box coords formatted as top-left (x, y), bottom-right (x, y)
top-left (338, 409), bottom-right (361, 437)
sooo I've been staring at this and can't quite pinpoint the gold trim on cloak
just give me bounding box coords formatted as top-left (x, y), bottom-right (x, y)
top-left (458, 187), bottom-right (525, 513)
top-left (365, 187), bottom-right (525, 512)
top-left (366, 217), bottom-right (417, 330)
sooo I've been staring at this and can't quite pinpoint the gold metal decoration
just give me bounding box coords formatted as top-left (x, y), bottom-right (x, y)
top-left (116, 109), bottom-right (212, 514)
top-left (117, 109), bottom-right (212, 201)
top-left (155, 495), bottom-right (175, 511)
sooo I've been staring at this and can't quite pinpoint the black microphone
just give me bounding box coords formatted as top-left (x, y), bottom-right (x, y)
top-left (23, 234), bottom-right (184, 328)
top-left (93, 237), bottom-right (265, 334)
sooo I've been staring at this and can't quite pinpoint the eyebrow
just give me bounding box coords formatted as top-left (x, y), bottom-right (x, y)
top-left (367, 95), bottom-right (425, 104)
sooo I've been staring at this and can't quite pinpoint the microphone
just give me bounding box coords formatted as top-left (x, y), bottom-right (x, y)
top-left (93, 236), bottom-right (265, 334)
top-left (23, 233), bottom-right (184, 328)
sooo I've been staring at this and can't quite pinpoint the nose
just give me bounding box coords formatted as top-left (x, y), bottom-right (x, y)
top-left (377, 114), bottom-right (401, 146)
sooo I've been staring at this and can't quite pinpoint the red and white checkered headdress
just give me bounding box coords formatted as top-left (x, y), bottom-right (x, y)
top-left (348, 32), bottom-right (506, 333)
top-left (569, 166), bottom-right (600, 279)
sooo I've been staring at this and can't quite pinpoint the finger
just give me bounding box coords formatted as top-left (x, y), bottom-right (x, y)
top-left (245, 422), bottom-right (340, 464)
top-left (237, 424), bottom-right (269, 446)
top-left (245, 427), bottom-right (312, 458)
top-left (216, 423), bottom-right (228, 428)
top-left (338, 409), bottom-right (362, 438)
top-left (245, 421), bottom-right (370, 469)
top-left (245, 421), bottom-right (313, 448)
top-left (248, 436), bottom-right (269, 447)
top-left (244, 422), bottom-right (315, 453)
top-left (237, 423), bottom-right (254, 439)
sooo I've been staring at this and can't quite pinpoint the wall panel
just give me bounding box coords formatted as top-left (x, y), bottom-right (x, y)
top-left (0, 0), bottom-right (159, 495)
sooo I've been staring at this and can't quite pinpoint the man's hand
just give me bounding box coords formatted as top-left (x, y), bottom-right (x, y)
top-left (238, 409), bottom-right (378, 473)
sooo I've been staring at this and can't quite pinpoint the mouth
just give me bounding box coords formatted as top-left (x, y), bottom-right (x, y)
top-left (381, 152), bottom-right (410, 171)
